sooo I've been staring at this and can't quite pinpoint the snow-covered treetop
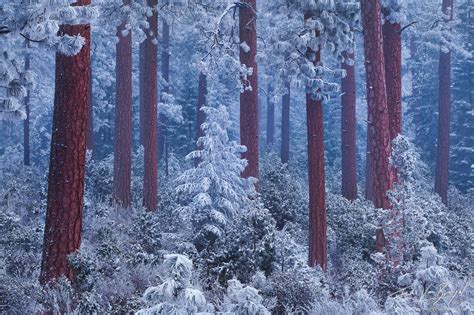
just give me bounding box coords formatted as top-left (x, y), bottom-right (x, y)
top-left (0, 0), bottom-right (98, 120)
top-left (0, 0), bottom-right (98, 55)
top-left (381, 0), bottom-right (406, 24)
top-left (261, 0), bottom-right (359, 100)
top-left (405, 0), bottom-right (472, 58)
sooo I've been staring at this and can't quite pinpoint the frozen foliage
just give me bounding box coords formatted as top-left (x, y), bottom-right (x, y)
top-left (0, 0), bottom-right (98, 119)
top-left (262, 0), bottom-right (359, 100)
top-left (385, 243), bottom-right (472, 314)
top-left (223, 279), bottom-right (270, 314)
top-left (1, 0), bottom-right (473, 313)
top-left (137, 254), bottom-right (212, 314)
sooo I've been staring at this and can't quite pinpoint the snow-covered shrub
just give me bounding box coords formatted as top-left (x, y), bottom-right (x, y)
top-left (384, 242), bottom-right (471, 314)
top-left (326, 193), bottom-right (380, 292)
top-left (260, 154), bottom-right (307, 230)
top-left (223, 279), bottom-right (270, 314)
top-left (200, 204), bottom-right (276, 289)
top-left (85, 153), bottom-right (114, 200)
top-left (137, 254), bottom-right (212, 314)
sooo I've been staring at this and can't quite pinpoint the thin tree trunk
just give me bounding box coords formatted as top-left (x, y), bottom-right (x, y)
top-left (239, 0), bottom-right (259, 183)
top-left (305, 12), bottom-right (326, 270)
top-left (266, 84), bottom-right (275, 147)
top-left (360, 0), bottom-right (393, 211)
top-left (40, 0), bottom-right (91, 284)
top-left (281, 82), bottom-right (290, 164)
top-left (341, 51), bottom-right (357, 200)
top-left (23, 47), bottom-right (30, 166)
top-left (195, 72), bottom-right (207, 167)
top-left (435, 0), bottom-right (453, 205)
top-left (142, 0), bottom-right (158, 211)
top-left (113, 3), bottom-right (132, 208)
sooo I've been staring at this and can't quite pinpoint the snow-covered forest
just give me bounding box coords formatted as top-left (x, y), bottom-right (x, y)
top-left (0, 0), bottom-right (473, 313)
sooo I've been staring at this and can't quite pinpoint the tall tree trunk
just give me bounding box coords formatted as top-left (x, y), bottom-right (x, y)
top-left (239, 0), bottom-right (259, 182)
top-left (195, 72), bottom-right (207, 167)
top-left (266, 84), bottom-right (275, 147)
top-left (365, 128), bottom-right (374, 201)
top-left (40, 0), bottom-right (91, 284)
top-left (435, 0), bottom-right (454, 205)
top-left (382, 10), bottom-right (403, 264)
top-left (382, 9), bottom-right (402, 141)
top-left (341, 51), bottom-right (357, 200)
top-left (281, 82), bottom-right (290, 164)
top-left (305, 12), bottom-right (326, 270)
top-left (142, 0), bottom-right (158, 211)
top-left (360, 0), bottom-right (393, 211)
top-left (158, 20), bottom-right (170, 162)
top-left (23, 48), bottom-right (30, 166)
top-left (113, 4), bottom-right (132, 208)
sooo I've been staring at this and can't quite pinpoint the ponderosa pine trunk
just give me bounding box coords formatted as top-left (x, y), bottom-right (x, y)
top-left (341, 51), bottom-right (357, 200)
top-left (266, 84), bottom-right (275, 147)
top-left (365, 128), bottom-right (374, 201)
top-left (382, 9), bottom-right (403, 263)
top-left (360, 0), bottom-right (393, 211)
top-left (239, 0), bottom-right (259, 182)
top-left (23, 48), bottom-right (30, 166)
top-left (195, 72), bottom-right (207, 167)
top-left (382, 9), bottom-right (402, 141)
top-left (435, 0), bottom-right (454, 205)
top-left (113, 5), bottom-right (132, 208)
top-left (40, 0), bottom-right (91, 284)
top-left (281, 82), bottom-right (290, 164)
top-left (305, 12), bottom-right (327, 270)
top-left (142, 0), bottom-right (158, 211)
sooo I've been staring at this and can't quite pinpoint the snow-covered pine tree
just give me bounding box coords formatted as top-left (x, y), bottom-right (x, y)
top-left (176, 105), bottom-right (256, 251)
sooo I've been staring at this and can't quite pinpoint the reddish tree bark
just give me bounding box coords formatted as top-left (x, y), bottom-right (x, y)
top-left (113, 5), bottom-right (132, 208)
top-left (195, 72), bottom-right (207, 167)
top-left (382, 9), bottom-right (402, 141)
top-left (435, 0), bottom-right (453, 205)
top-left (360, 0), bottom-right (393, 211)
top-left (142, 0), bottom-right (158, 211)
top-left (281, 82), bottom-right (290, 164)
top-left (239, 0), bottom-right (259, 182)
top-left (40, 0), bottom-right (91, 284)
top-left (266, 84), bottom-right (275, 147)
top-left (23, 49), bottom-right (30, 166)
top-left (365, 128), bottom-right (374, 201)
top-left (341, 51), bottom-right (357, 200)
top-left (305, 12), bottom-right (326, 270)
